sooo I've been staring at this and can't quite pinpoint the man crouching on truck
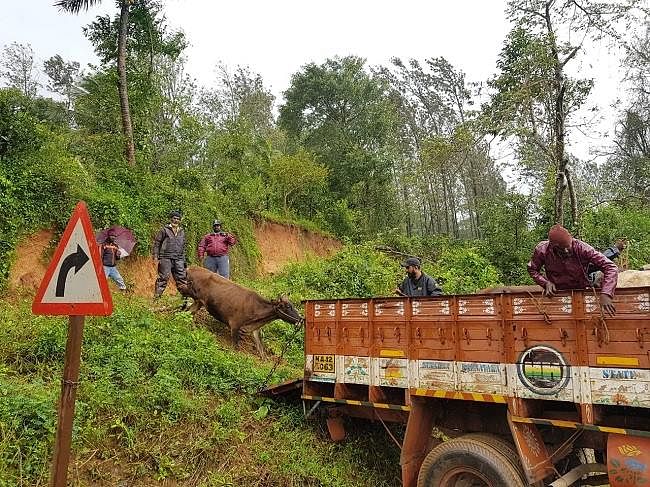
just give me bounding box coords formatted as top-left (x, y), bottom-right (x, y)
top-left (527, 224), bottom-right (618, 315)
top-left (395, 257), bottom-right (443, 297)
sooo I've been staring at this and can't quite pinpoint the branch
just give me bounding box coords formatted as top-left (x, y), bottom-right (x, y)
top-left (374, 245), bottom-right (422, 260)
top-left (513, 6), bottom-right (547, 20)
top-left (588, 195), bottom-right (650, 209)
top-left (560, 45), bottom-right (581, 68)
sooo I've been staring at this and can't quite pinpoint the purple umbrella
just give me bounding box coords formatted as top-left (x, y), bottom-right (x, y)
top-left (96, 225), bottom-right (137, 255)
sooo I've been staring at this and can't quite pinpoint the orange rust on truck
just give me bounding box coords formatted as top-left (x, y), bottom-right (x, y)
top-left (300, 287), bottom-right (650, 486)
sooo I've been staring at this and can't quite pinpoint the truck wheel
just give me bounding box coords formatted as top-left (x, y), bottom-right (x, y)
top-left (461, 433), bottom-right (526, 482)
top-left (417, 436), bottom-right (527, 487)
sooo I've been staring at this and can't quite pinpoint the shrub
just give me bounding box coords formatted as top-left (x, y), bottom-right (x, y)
top-left (431, 247), bottom-right (501, 294)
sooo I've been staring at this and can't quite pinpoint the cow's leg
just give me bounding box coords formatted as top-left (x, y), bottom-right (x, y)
top-left (231, 327), bottom-right (241, 349)
top-left (252, 329), bottom-right (267, 360)
top-left (188, 299), bottom-right (203, 314)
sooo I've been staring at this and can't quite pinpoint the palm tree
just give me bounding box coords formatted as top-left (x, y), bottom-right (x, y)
top-left (56, 0), bottom-right (136, 167)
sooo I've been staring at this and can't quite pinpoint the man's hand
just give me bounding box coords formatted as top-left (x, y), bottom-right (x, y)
top-left (544, 282), bottom-right (557, 297)
top-left (394, 287), bottom-right (406, 296)
top-left (600, 294), bottom-right (616, 316)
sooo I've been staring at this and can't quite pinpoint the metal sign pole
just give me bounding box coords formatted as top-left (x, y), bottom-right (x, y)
top-left (49, 315), bottom-right (85, 487)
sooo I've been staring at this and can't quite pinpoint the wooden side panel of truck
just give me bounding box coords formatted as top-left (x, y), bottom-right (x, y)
top-left (301, 288), bottom-right (650, 486)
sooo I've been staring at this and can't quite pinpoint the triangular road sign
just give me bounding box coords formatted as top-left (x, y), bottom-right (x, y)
top-left (32, 201), bottom-right (113, 316)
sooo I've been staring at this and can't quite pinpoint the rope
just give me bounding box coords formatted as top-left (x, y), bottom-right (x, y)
top-left (527, 292), bottom-right (552, 324)
top-left (257, 323), bottom-right (303, 393)
top-left (620, 241), bottom-right (630, 271)
top-left (374, 409), bottom-right (402, 451)
top-left (591, 286), bottom-right (610, 345)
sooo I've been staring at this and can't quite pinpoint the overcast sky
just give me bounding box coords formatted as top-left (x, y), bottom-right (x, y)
top-left (0, 0), bottom-right (636, 172)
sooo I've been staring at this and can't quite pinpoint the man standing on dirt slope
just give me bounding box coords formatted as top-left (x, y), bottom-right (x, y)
top-left (395, 257), bottom-right (443, 296)
top-left (152, 210), bottom-right (188, 299)
top-left (100, 233), bottom-right (127, 291)
top-left (527, 224), bottom-right (618, 315)
top-left (197, 219), bottom-right (237, 279)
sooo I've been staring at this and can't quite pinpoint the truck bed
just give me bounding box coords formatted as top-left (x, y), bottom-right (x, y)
top-left (302, 287), bottom-right (650, 414)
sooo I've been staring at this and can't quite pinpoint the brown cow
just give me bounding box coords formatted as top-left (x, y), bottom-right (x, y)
top-left (178, 266), bottom-right (302, 358)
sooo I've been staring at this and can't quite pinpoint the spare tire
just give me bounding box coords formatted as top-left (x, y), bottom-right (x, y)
top-left (417, 435), bottom-right (527, 487)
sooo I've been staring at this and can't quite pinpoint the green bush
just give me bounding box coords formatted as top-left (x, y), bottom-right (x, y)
top-left (253, 244), bottom-right (401, 302)
top-left (581, 205), bottom-right (650, 268)
top-left (0, 380), bottom-right (56, 483)
top-left (431, 246), bottom-right (502, 294)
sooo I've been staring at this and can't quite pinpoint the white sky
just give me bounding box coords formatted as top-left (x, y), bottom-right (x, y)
top-left (0, 0), bottom-right (638, 181)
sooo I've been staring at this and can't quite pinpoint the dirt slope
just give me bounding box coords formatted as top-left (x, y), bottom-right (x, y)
top-left (8, 221), bottom-right (341, 297)
top-left (254, 221), bottom-right (341, 274)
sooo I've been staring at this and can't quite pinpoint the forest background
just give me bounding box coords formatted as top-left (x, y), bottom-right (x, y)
top-left (1, 0), bottom-right (649, 291)
top-left (0, 0), bottom-right (649, 485)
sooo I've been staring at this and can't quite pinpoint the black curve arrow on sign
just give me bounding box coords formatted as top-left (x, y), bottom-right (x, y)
top-left (55, 244), bottom-right (90, 297)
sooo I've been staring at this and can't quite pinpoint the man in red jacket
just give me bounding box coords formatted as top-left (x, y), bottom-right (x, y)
top-left (197, 219), bottom-right (237, 279)
top-left (527, 224), bottom-right (618, 315)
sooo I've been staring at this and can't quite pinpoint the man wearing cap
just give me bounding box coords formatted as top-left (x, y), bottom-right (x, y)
top-left (527, 224), bottom-right (618, 315)
top-left (197, 219), bottom-right (237, 279)
top-left (152, 210), bottom-right (188, 299)
top-left (395, 257), bottom-right (443, 297)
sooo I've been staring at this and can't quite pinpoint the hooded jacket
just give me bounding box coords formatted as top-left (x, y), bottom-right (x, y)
top-left (527, 239), bottom-right (618, 296)
top-left (152, 224), bottom-right (186, 260)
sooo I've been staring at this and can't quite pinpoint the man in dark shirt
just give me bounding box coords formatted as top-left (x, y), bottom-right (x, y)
top-left (603, 239), bottom-right (626, 262)
top-left (395, 257), bottom-right (443, 297)
top-left (152, 210), bottom-right (188, 299)
top-left (589, 239), bottom-right (626, 285)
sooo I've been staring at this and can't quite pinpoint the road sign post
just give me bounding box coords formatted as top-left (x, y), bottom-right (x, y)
top-left (49, 316), bottom-right (84, 487)
top-left (32, 201), bottom-right (113, 487)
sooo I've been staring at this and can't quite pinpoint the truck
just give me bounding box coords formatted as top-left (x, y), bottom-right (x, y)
top-left (264, 286), bottom-right (650, 486)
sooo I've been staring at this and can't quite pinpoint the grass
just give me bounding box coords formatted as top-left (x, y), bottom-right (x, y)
top-left (0, 294), bottom-right (400, 486)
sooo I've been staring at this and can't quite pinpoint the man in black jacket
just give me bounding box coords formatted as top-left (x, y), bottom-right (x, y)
top-left (152, 210), bottom-right (187, 299)
top-left (395, 257), bottom-right (443, 297)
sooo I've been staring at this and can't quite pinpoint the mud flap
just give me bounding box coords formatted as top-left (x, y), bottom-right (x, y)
top-left (326, 408), bottom-right (346, 442)
top-left (607, 433), bottom-right (650, 487)
top-left (507, 414), bottom-right (555, 484)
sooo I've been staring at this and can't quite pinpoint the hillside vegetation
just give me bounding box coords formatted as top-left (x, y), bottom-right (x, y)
top-left (1, 0), bottom-right (649, 485)
top-left (0, 248), bottom-right (407, 486)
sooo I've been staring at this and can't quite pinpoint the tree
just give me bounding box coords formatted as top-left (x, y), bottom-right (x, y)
top-left (603, 25), bottom-right (650, 203)
top-left (43, 54), bottom-right (80, 110)
top-left (269, 149), bottom-right (328, 214)
top-left (487, 0), bottom-right (640, 227)
top-left (56, 0), bottom-right (136, 166)
top-left (377, 57), bottom-right (504, 238)
top-left (71, 0), bottom-right (187, 171)
top-left (0, 42), bottom-right (39, 97)
top-left (201, 64), bottom-right (275, 135)
top-left (279, 56), bottom-right (399, 234)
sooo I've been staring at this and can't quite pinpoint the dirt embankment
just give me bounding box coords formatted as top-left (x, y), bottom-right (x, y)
top-left (8, 221), bottom-right (341, 297)
top-left (254, 221), bottom-right (341, 274)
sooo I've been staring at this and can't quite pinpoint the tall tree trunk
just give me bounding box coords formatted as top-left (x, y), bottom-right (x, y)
top-left (117, 1), bottom-right (136, 167)
top-left (545, 1), bottom-right (567, 225)
top-left (441, 170), bottom-right (450, 235)
top-left (565, 167), bottom-right (578, 229)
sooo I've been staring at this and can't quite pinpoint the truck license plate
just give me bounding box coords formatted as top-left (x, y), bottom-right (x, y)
top-left (313, 354), bottom-right (335, 373)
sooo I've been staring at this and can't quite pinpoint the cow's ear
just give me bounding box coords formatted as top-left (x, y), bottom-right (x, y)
top-left (280, 294), bottom-right (289, 304)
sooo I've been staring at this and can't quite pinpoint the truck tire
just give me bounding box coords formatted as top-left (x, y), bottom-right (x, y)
top-left (417, 435), bottom-right (528, 487)
top-left (461, 433), bottom-right (527, 482)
